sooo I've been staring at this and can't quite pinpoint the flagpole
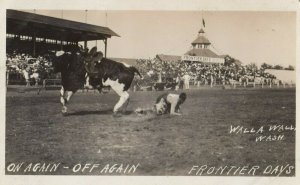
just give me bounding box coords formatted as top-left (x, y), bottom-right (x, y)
top-left (85, 10), bottom-right (88, 23)
top-left (105, 11), bottom-right (108, 26)
top-left (201, 10), bottom-right (203, 28)
top-left (201, 11), bottom-right (205, 28)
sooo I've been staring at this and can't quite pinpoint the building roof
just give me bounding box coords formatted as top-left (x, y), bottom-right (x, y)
top-left (7, 9), bottom-right (119, 42)
top-left (234, 60), bottom-right (242, 66)
top-left (185, 48), bottom-right (222, 58)
top-left (109, 58), bottom-right (138, 66)
top-left (222, 55), bottom-right (243, 66)
top-left (156, 54), bottom-right (181, 63)
top-left (198, 28), bottom-right (205, 34)
top-left (219, 54), bottom-right (227, 58)
top-left (191, 35), bottom-right (211, 45)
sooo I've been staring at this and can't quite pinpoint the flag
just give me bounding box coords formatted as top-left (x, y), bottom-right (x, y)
top-left (202, 18), bottom-right (205, 27)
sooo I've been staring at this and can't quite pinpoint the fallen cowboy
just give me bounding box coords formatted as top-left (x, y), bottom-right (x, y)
top-left (135, 92), bottom-right (187, 116)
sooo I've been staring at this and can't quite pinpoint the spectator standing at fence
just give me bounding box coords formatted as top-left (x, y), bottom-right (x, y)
top-left (196, 74), bottom-right (201, 88)
top-left (210, 74), bottom-right (214, 88)
top-left (31, 71), bottom-right (40, 86)
top-left (22, 68), bottom-right (30, 87)
top-left (131, 76), bottom-right (140, 92)
top-left (175, 75), bottom-right (180, 91)
top-left (179, 77), bottom-right (184, 90)
top-left (182, 73), bottom-right (190, 90)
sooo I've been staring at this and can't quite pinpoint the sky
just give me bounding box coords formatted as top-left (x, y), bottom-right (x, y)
top-left (23, 10), bottom-right (296, 67)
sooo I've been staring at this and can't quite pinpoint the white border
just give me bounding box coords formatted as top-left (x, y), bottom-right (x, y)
top-left (0, 0), bottom-right (299, 185)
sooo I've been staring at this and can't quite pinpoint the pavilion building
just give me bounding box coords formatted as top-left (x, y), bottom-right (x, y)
top-left (181, 28), bottom-right (224, 64)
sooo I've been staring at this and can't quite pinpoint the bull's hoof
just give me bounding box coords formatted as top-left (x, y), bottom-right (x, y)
top-left (62, 112), bottom-right (68, 116)
top-left (61, 106), bottom-right (68, 116)
top-left (112, 112), bottom-right (122, 118)
top-left (122, 110), bottom-right (132, 115)
top-left (61, 110), bottom-right (68, 116)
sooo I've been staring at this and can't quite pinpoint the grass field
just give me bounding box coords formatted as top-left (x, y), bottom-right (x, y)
top-left (5, 87), bottom-right (295, 176)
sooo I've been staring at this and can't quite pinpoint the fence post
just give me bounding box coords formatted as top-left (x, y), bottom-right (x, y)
top-left (43, 79), bottom-right (46, 88)
top-left (6, 72), bottom-right (9, 86)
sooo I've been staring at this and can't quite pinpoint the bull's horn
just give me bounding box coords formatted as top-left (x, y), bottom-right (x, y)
top-left (89, 47), bottom-right (97, 55)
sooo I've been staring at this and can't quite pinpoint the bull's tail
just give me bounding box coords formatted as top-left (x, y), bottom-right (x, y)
top-left (130, 66), bottom-right (143, 79)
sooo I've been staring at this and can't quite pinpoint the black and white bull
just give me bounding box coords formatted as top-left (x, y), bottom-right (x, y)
top-left (52, 47), bottom-right (142, 115)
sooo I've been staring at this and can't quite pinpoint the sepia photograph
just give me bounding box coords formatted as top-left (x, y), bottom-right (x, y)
top-left (1, 0), bottom-right (299, 184)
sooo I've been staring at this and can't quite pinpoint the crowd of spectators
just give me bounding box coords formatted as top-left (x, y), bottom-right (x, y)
top-left (6, 51), bottom-right (55, 86)
top-left (135, 57), bottom-right (278, 89)
top-left (6, 50), bottom-right (289, 89)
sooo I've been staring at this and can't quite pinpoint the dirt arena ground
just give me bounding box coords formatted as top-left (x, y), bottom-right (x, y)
top-left (5, 87), bottom-right (295, 176)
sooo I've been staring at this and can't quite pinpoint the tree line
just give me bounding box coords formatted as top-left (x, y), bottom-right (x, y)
top-left (224, 55), bottom-right (294, 71)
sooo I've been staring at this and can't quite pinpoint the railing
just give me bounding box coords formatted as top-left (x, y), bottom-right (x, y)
top-left (43, 79), bottom-right (62, 90)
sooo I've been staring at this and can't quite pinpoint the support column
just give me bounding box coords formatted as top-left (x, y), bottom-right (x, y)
top-left (32, 32), bottom-right (36, 57)
top-left (84, 40), bottom-right (87, 50)
top-left (60, 40), bottom-right (63, 50)
top-left (104, 38), bottom-right (107, 58)
top-left (55, 40), bottom-right (58, 51)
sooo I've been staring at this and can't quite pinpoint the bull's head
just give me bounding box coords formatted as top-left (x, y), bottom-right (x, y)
top-left (78, 45), bottom-right (89, 56)
top-left (44, 50), bottom-right (65, 73)
top-left (46, 45), bottom-right (89, 73)
top-left (84, 47), bottom-right (103, 74)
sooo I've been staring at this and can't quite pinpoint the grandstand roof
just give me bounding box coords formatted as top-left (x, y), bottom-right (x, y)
top-left (192, 35), bottom-right (211, 45)
top-left (156, 54), bottom-right (181, 63)
top-left (185, 48), bottom-right (222, 58)
top-left (7, 9), bottom-right (119, 42)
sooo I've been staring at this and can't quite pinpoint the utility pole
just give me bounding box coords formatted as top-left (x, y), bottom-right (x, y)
top-left (85, 10), bottom-right (88, 23)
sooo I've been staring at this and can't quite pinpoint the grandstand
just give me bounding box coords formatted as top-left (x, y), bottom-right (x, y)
top-left (6, 9), bottom-right (119, 87)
